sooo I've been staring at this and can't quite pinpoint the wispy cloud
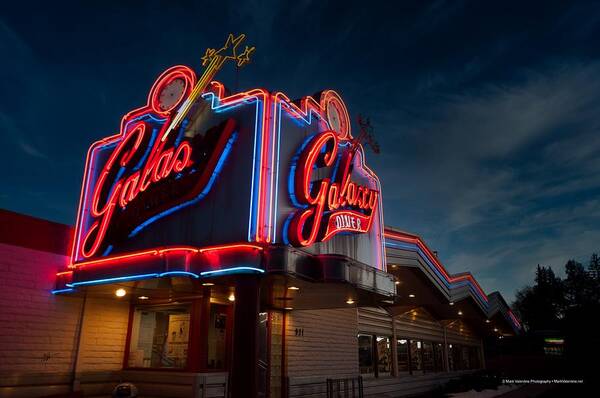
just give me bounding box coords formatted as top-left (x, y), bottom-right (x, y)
top-left (376, 61), bottom-right (600, 300)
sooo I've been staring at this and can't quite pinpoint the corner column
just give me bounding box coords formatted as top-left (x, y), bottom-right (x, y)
top-left (230, 275), bottom-right (261, 398)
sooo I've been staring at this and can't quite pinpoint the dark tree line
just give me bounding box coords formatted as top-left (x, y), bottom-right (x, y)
top-left (512, 253), bottom-right (600, 332)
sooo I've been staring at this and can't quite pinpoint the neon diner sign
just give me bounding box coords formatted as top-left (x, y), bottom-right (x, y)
top-left (288, 131), bottom-right (379, 246)
top-left (73, 35), bottom-right (255, 260)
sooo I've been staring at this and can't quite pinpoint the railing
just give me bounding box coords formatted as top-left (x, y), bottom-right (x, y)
top-left (326, 377), bottom-right (363, 398)
top-left (286, 376), bottom-right (363, 398)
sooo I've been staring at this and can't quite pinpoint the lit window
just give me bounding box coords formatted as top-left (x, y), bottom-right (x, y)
top-left (358, 334), bottom-right (374, 375)
top-left (128, 304), bottom-right (191, 368)
top-left (376, 336), bottom-right (391, 375)
top-left (207, 304), bottom-right (229, 369)
top-left (396, 339), bottom-right (409, 372)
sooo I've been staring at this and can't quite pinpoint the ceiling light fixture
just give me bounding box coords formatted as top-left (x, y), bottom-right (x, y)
top-left (457, 310), bottom-right (463, 316)
top-left (228, 293), bottom-right (235, 302)
top-left (408, 294), bottom-right (416, 298)
top-left (288, 286), bottom-right (300, 291)
top-left (115, 288), bottom-right (126, 297)
top-left (346, 298), bottom-right (355, 305)
top-left (138, 296), bottom-right (149, 300)
top-left (202, 282), bottom-right (215, 286)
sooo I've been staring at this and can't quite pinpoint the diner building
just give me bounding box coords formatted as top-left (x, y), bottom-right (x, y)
top-left (0, 51), bottom-right (520, 398)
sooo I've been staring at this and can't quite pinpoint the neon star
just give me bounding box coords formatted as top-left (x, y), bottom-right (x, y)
top-left (201, 48), bottom-right (216, 66)
top-left (237, 46), bottom-right (256, 67)
top-left (213, 33), bottom-right (246, 64)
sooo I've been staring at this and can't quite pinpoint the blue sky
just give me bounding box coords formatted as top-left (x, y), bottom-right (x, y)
top-left (2, 1), bottom-right (600, 301)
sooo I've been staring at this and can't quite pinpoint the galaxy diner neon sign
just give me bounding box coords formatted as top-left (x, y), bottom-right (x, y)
top-left (288, 131), bottom-right (379, 247)
top-left (70, 33), bottom-right (383, 270)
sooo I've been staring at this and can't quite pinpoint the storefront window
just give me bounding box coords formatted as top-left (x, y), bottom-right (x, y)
top-left (376, 336), bottom-right (391, 375)
top-left (396, 339), bottom-right (410, 372)
top-left (410, 340), bottom-right (422, 371)
top-left (461, 346), bottom-right (470, 370)
top-left (469, 346), bottom-right (480, 370)
top-left (422, 341), bottom-right (434, 372)
top-left (358, 334), bottom-right (374, 375)
top-left (448, 344), bottom-right (455, 371)
top-left (433, 343), bottom-right (444, 371)
top-left (128, 304), bottom-right (191, 368)
top-left (207, 304), bottom-right (229, 369)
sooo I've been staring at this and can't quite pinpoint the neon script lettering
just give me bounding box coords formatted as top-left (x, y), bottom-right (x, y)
top-left (82, 124), bottom-right (193, 258)
top-left (289, 131), bottom-right (379, 246)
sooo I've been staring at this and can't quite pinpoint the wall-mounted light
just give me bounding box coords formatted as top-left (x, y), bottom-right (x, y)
top-left (138, 296), bottom-right (149, 300)
top-left (288, 286), bottom-right (300, 291)
top-left (228, 293), bottom-right (235, 302)
top-left (457, 310), bottom-right (463, 316)
top-left (346, 298), bottom-right (355, 305)
top-left (202, 282), bottom-right (214, 286)
top-left (115, 288), bottom-right (126, 297)
top-left (449, 302), bottom-right (454, 306)
top-left (408, 294), bottom-right (416, 298)
top-left (284, 307), bottom-right (293, 310)
top-left (394, 281), bottom-right (400, 285)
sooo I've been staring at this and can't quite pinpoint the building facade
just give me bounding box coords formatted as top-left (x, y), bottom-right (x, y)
top-left (0, 44), bottom-right (519, 397)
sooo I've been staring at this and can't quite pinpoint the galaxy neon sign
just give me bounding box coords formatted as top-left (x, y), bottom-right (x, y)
top-left (67, 34), bottom-right (385, 279)
top-left (288, 130), bottom-right (380, 247)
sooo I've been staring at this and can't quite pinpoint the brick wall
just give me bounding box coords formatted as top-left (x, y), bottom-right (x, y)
top-left (0, 243), bottom-right (81, 376)
top-left (75, 298), bottom-right (130, 373)
top-left (0, 243), bottom-right (130, 397)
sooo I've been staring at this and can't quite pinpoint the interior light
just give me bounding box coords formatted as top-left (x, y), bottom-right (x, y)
top-left (115, 288), bottom-right (126, 297)
top-left (346, 298), bottom-right (355, 305)
top-left (449, 302), bottom-right (454, 306)
top-left (288, 286), bottom-right (300, 291)
top-left (138, 296), bottom-right (149, 300)
top-left (494, 328), bottom-right (498, 332)
top-left (202, 282), bottom-right (215, 286)
top-left (408, 294), bottom-right (416, 298)
top-left (284, 307), bottom-right (293, 310)
top-left (457, 310), bottom-right (463, 316)
top-left (486, 319), bottom-right (490, 323)
top-left (394, 281), bottom-right (400, 285)
top-left (228, 293), bottom-right (235, 302)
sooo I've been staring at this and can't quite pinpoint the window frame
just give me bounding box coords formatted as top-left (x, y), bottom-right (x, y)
top-left (123, 298), bottom-right (234, 372)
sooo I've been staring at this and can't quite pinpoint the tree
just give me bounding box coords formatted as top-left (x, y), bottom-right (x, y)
top-left (512, 265), bottom-right (564, 331)
top-left (563, 260), bottom-right (590, 308)
top-left (589, 253), bottom-right (600, 274)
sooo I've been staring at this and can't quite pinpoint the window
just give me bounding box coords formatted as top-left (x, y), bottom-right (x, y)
top-left (376, 336), bottom-right (391, 375)
top-left (468, 346), bottom-right (480, 370)
top-left (461, 346), bottom-right (470, 370)
top-left (448, 344), bottom-right (455, 371)
top-left (358, 334), bottom-right (374, 375)
top-left (128, 304), bottom-right (191, 368)
top-left (422, 341), bottom-right (434, 372)
top-left (396, 339), bottom-right (410, 372)
top-left (410, 340), bottom-right (423, 371)
top-left (207, 304), bottom-right (229, 369)
top-left (433, 343), bottom-right (444, 372)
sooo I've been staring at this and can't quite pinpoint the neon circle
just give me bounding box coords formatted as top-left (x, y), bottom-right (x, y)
top-left (148, 65), bottom-right (196, 116)
top-left (320, 90), bottom-right (352, 140)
